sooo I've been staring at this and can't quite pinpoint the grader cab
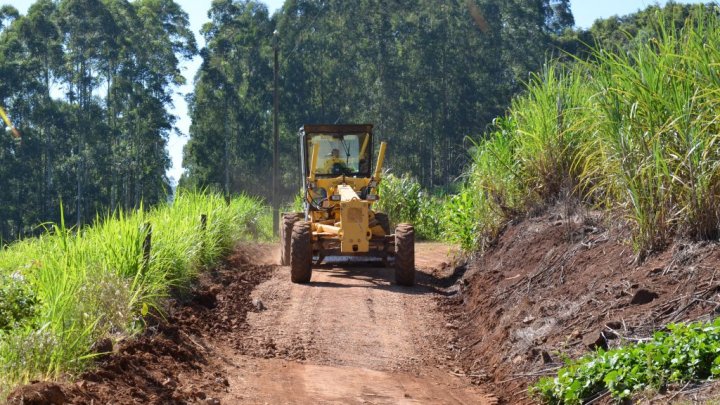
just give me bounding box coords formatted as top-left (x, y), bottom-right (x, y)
top-left (279, 124), bottom-right (415, 285)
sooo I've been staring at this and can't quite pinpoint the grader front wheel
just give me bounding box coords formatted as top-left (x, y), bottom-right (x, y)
top-left (394, 224), bottom-right (415, 286)
top-left (280, 213), bottom-right (303, 265)
top-left (290, 221), bottom-right (313, 283)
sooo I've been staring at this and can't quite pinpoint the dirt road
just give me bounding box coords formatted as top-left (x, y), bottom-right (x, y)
top-left (217, 243), bottom-right (495, 404)
top-left (11, 243), bottom-right (495, 405)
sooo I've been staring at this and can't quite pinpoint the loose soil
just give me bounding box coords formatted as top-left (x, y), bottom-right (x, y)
top-left (8, 242), bottom-right (495, 404)
top-left (448, 204), bottom-right (720, 404)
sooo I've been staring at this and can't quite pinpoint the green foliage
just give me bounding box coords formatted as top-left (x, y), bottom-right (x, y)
top-left (0, 0), bottom-right (196, 243)
top-left (375, 174), bottom-right (444, 241)
top-left (443, 119), bottom-right (517, 251)
top-left (181, 0), bottom-right (272, 198)
top-left (456, 4), bottom-right (720, 257)
top-left (576, 5), bottom-right (720, 257)
top-left (533, 318), bottom-right (720, 404)
top-left (0, 273), bottom-right (37, 331)
top-left (0, 190), bottom-right (268, 395)
top-left (443, 187), bottom-right (483, 251)
top-left (183, 0), bottom-right (575, 199)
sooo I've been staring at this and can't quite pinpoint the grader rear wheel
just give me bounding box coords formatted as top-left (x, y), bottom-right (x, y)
top-left (280, 213), bottom-right (303, 265)
top-left (374, 212), bottom-right (391, 235)
top-left (290, 221), bottom-right (313, 283)
top-left (394, 224), bottom-right (415, 286)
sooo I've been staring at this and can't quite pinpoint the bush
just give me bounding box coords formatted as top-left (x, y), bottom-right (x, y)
top-left (0, 273), bottom-right (37, 331)
top-left (375, 173), bottom-right (445, 241)
top-left (533, 318), bottom-right (720, 404)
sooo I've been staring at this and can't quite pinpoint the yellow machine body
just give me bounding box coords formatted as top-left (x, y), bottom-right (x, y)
top-left (284, 124), bottom-right (414, 285)
top-left (299, 124), bottom-right (389, 259)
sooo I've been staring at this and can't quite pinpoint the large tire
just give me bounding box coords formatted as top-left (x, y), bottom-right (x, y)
top-left (374, 212), bottom-right (391, 235)
top-left (394, 224), bottom-right (415, 286)
top-left (290, 221), bottom-right (313, 283)
top-left (280, 213), bottom-right (303, 265)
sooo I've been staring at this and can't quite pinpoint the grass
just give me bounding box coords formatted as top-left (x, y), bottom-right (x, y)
top-left (457, 5), bottom-right (720, 258)
top-left (0, 189), bottom-right (270, 396)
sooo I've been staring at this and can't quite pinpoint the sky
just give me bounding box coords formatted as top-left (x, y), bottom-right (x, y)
top-left (5, 0), bottom-right (709, 182)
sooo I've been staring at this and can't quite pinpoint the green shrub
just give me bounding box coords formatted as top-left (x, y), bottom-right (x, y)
top-left (375, 173), bottom-right (444, 240)
top-left (0, 273), bottom-right (37, 331)
top-left (533, 318), bottom-right (720, 404)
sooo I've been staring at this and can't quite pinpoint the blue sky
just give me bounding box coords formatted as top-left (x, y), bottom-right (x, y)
top-left (5, 0), bottom-right (709, 181)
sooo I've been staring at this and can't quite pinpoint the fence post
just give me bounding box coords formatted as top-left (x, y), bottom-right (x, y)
top-left (142, 222), bottom-right (152, 273)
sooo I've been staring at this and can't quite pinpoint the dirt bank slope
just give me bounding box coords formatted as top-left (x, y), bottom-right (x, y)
top-left (450, 205), bottom-right (720, 403)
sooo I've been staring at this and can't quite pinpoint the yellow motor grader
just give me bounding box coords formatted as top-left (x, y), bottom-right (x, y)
top-left (279, 124), bottom-right (415, 285)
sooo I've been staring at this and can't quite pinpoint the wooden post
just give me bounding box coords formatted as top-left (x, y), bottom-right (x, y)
top-left (200, 214), bottom-right (207, 256)
top-left (142, 222), bottom-right (152, 272)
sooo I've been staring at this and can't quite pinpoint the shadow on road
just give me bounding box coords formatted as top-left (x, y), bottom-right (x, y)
top-left (308, 259), bottom-right (468, 297)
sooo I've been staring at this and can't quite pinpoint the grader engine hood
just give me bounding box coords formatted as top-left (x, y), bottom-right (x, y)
top-left (337, 185), bottom-right (371, 253)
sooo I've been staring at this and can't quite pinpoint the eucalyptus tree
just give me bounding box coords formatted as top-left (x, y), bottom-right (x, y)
top-left (182, 0), bottom-right (577, 197)
top-left (56, 0), bottom-right (117, 224)
top-left (0, 0), bottom-right (196, 241)
top-left (111, 0), bottom-right (196, 209)
top-left (182, 0), bottom-right (272, 198)
top-left (16, 0), bottom-right (65, 220)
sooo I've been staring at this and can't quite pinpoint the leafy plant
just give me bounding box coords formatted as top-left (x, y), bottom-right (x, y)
top-left (533, 318), bottom-right (720, 404)
top-left (375, 173), bottom-right (445, 240)
top-left (0, 273), bottom-right (37, 331)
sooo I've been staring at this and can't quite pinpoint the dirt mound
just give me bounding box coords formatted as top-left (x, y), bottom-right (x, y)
top-left (7, 244), bottom-right (274, 405)
top-left (447, 206), bottom-right (720, 403)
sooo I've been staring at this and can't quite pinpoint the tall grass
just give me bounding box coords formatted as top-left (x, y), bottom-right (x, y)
top-left (445, 118), bottom-right (522, 251)
top-left (458, 6), bottom-right (720, 257)
top-left (0, 190), bottom-right (270, 395)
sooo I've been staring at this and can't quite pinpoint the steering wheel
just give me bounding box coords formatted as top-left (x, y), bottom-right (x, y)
top-left (331, 162), bottom-right (351, 176)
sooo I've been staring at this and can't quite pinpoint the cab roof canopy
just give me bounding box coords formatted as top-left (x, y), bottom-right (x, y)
top-left (301, 124), bottom-right (373, 134)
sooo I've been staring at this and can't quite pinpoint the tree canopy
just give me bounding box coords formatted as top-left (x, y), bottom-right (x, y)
top-left (1, 0), bottom-right (711, 243)
top-left (181, 0), bottom-right (575, 198)
top-left (0, 0), bottom-right (195, 241)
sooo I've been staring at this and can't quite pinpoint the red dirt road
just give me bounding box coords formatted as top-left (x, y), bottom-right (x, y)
top-left (217, 243), bottom-right (495, 404)
top-left (11, 243), bottom-right (494, 405)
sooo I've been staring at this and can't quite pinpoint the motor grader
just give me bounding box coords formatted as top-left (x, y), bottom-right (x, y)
top-left (279, 124), bottom-right (415, 286)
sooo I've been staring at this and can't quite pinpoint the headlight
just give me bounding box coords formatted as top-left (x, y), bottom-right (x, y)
top-left (330, 194), bottom-right (342, 201)
top-left (366, 194), bottom-right (379, 201)
top-left (308, 181), bottom-right (316, 190)
top-left (368, 180), bottom-right (378, 188)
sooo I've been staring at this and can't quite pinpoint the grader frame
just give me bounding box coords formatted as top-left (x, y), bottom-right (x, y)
top-left (279, 124), bottom-right (415, 286)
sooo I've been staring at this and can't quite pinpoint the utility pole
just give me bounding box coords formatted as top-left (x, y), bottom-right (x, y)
top-left (272, 30), bottom-right (280, 237)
